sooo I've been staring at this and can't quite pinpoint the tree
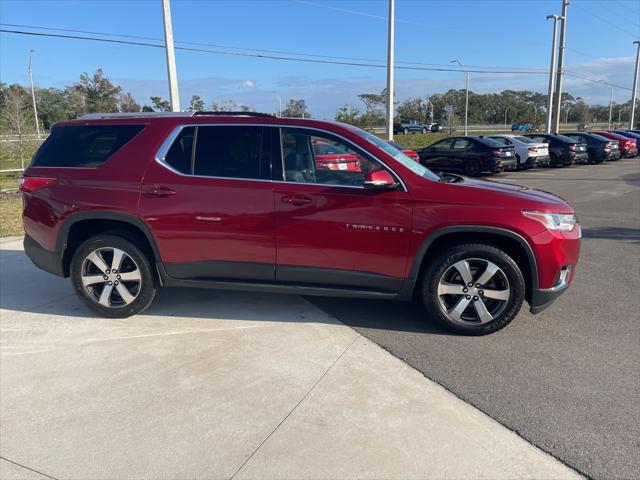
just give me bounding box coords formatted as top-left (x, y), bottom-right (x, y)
top-left (281, 99), bottom-right (309, 118)
top-left (0, 84), bottom-right (34, 168)
top-left (118, 92), bottom-right (140, 113)
top-left (335, 105), bottom-right (361, 125)
top-left (69, 68), bottom-right (122, 114)
top-left (145, 96), bottom-right (171, 112)
top-left (397, 97), bottom-right (430, 122)
top-left (188, 95), bottom-right (205, 112)
top-left (35, 87), bottom-right (69, 129)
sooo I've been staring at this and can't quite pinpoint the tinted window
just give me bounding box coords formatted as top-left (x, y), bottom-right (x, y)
top-left (194, 126), bottom-right (265, 179)
top-left (488, 137), bottom-right (509, 145)
top-left (431, 138), bottom-right (454, 150)
top-left (32, 125), bottom-right (144, 167)
top-left (453, 138), bottom-right (474, 149)
top-left (281, 128), bottom-right (384, 187)
top-left (514, 136), bottom-right (535, 143)
top-left (165, 126), bottom-right (195, 174)
top-left (553, 134), bottom-right (578, 144)
top-left (476, 137), bottom-right (504, 147)
top-left (527, 135), bottom-right (547, 143)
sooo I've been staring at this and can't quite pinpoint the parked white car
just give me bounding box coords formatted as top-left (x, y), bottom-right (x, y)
top-left (487, 135), bottom-right (550, 168)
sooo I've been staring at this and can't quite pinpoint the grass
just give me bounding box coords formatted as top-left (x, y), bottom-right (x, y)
top-left (0, 193), bottom-right (23, 237)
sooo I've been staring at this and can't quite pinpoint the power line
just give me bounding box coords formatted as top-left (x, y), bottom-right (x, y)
top-left (0, 27), bottom-right (630, 90)
top-left (2, 22), bottom-right (549, 71)
top-left (572, 1), bottom-right (639, 38)
top-left (0, 28), bottom-right (551, 76)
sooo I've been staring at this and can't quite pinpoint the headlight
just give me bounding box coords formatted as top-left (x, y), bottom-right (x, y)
top-left (522, 210), bottom-right (577, 232)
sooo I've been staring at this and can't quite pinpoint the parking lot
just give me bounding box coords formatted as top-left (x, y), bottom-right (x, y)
top-left (311, 157), bottom-right (640, 479)
top-left (1, 158), bottom-right (638, 480)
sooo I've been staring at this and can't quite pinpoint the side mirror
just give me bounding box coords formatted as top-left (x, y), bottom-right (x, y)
top-left (364, 170), bottom-right (399, 190)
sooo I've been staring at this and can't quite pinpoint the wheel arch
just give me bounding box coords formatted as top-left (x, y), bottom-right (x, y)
top-left (409, 226), bottom-right (538, 303)
top-left (57, 212), bottom-right (160, 277)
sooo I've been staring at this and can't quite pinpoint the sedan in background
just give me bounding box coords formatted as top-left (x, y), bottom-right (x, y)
top-left (593, 131), bottom-right (638, 157)
top-left (387, 141), bottom-right (420, 162)
top-left (418, 136), bottom-right (516, 176)
top-left (525, 133), bottom-right (588, 166)
top-left (311, 139), bottom-right (361, 172)
top-left (511, 123), bottom-right (532, 132)
top-left (563, 132), bottom-right (620, 163)
top-left (487, 134), bottom-right (550, 168)
top-left (613, 130), bottom-right (640, 144)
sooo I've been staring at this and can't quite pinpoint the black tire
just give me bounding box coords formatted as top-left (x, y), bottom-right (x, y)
top-left (70, 234), bottom-right (157, 318)
top-left (464, 159), bottom-right (481, 176)
top-left (420, 243), bottom-right (525, 335)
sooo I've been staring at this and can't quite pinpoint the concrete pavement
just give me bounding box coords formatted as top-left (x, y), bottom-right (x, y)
top-left (0, 236), bottom-right (580, 479)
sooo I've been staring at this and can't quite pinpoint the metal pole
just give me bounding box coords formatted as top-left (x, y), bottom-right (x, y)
top-left (162, 0), bottom-right (180, 112)
top-left (385, 0), bottom-right (395, 141)
top-left (608, 86), bottom-right (613, 130)
top-left (545, 15), bottom-right (561, 133)
top-left (28, 49), bottom-right (41, 138)
top-left (552, 0), bottom-right (568, 133)
top-left (451, 60), bottom-right (468, 135)
top-left (274, 93), bottom-right (282, 117)
top-left (629, 41), bottom-right (640, 130)
top-left (504, 106), bottom-right (509, 126)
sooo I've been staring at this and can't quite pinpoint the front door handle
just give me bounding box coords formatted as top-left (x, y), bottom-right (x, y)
top-left (282, 194), bottom-right (312, 206)
top-left (145, 186), bottom-right (176, 197)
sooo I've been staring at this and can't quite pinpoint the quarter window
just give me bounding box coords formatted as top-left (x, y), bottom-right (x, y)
top-left (165, 126), bottom-right (195, 174)
top-left (280, 128), bottom-right (383, 187)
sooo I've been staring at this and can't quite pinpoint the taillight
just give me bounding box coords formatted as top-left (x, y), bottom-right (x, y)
top-left (568, 144), bottom-right (577, 151)
top-left (19, 176), bottom-right (57, 193)
top-left (604, 142), bottom-right (611, 150)
top-left (528, 147), bottom-right (538, 153)
top-left (492, 149), bottom-right (501, 156)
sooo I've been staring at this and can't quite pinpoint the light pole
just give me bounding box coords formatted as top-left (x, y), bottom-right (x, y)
top-left (385, 0), bottom-right (395, 140)
top-left (629, 40), bottom-right (640, 130)
top-left (28, 49), bottom-right (40, 138)
top-left (274, 93), bottom-right (282, 117)
top-left (451, 59), bottom-right (469, 135)
top-left (552, 0), bottom-right (569, 133)
top-left (545, 14), bottom-right (562, 133)
top-left (504, 106), bottom-right (509, 126)
top-left (608, 85), bottom-right (613, 130)
top-left (161, 0), bottom-right (180, 112)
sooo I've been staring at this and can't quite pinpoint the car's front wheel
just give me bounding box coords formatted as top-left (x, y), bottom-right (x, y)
top-left (70, 234), bottom-right (157, 318)
top-left (421, 243), bottom-right (525, 335)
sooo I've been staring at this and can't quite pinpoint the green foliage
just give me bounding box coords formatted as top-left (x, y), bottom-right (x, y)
top-left (281, 99), bottom-right (309, 118)
top-left (147, 96), bottom-right (171, 112)
top-left (188, 95), bottom-right (205, 112)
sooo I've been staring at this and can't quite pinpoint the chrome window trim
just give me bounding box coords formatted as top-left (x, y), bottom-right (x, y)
top-left (154, 123), bottom-right (407, 192)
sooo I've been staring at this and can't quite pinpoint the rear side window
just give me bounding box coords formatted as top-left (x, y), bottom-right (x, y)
top-left (32, 125), bottom-right (144, 167)
top-left (194, 126), bottom-right (265, 179)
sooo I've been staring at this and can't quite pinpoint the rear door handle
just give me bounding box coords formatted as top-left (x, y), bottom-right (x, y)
top-left (282, 194), bottom-right (312, 206)
top-left (145, 186), bottom-right (176, 197)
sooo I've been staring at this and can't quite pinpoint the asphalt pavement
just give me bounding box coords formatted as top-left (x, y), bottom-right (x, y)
top-left (309, 157), bottom-right (640, 480)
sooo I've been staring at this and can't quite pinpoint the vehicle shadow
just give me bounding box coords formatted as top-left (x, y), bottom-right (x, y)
top-left (581, 227), bottom-right (640, 243)
top-left (0, 248), bottom-right (451, 335)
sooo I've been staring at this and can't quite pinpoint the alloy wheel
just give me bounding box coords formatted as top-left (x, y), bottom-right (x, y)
top-left (81, 247), bottom-right (142, 307)
top-left (437, 258), bottom-right (510, 324)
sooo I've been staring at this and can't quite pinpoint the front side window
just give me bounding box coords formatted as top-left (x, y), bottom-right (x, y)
top-left (452, 138), bottom-right (474, 149)
top-left (432, 138), bottom-right (454, 150)
top-left (280, 128), bottom-right (384, 187)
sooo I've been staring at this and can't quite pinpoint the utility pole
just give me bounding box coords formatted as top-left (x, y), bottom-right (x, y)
top-left (630, 40), bottom-right (640, 130)
top-left (545, 14), bottom-right (562, 133)
top-left (28, 49), bottom-right (40, 139)
top-left (162, 0), bottom-right (181, 112)
top-left (385, 0), bottom-right (395, 140)
top-left (504, 106), bottom-right (509, 126)
top-left (274, 93), bottom-right (282, 117)
top-left (608, 85), bottom-right (613, 130)
top-left (451, 59), bottom-right (469, 135)
top-left (552, 0), bottom-right (568, 133)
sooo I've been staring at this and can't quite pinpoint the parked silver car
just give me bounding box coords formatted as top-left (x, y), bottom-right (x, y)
top-left (487, 135), bottom-right (550, 168)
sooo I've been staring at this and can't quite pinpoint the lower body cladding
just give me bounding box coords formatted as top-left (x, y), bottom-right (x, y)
top-left (492, 157), bottom-right (517, 172)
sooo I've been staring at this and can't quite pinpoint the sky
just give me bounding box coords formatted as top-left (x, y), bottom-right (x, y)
top-left (1, 0), bottom-right (639, 118)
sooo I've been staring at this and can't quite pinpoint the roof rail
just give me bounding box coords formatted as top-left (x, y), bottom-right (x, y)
top-left (193, 111), bottom-right (275, 117)
top-left (79, 112), bottom-right (195, 120)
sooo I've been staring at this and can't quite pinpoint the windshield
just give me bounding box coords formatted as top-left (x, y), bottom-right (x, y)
top-left (345, 125), bottom-right (440, 181)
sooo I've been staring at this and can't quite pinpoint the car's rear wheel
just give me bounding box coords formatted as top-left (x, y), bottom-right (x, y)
top-left (463, 159), bottom-right (481, 176)
top-left (70, 234), bottom-right (157, 318)
top-left (421, 243), bottom-right (525, 335)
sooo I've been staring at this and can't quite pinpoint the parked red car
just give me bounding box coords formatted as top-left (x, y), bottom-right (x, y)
top-left (311, 139), bottom-right (361, 172)
top-left (387, 140), bottom-right (420, 162)
top-left (20, 112), bottom-right (581, 335)
top-left (593, 131), bottom-right (638, 157)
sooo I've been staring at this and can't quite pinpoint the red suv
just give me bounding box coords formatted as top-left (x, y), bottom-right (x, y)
top-left (20, 112), bottom-right (581, 335)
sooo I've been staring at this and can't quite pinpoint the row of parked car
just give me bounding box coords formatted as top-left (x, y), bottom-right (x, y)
top-left (389, 130), bottom-right (640, 177)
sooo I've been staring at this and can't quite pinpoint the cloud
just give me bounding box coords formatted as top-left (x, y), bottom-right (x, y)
top-left (241, 80), bottom-right (256, 89)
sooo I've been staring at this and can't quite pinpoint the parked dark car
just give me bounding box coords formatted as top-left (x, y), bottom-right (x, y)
top-left (431, 123), bottom-right (444, 132)
top-left (418, 136), bottom-right (517, 176)
top-left (19, 112), bottom-right (581, 335)
top-left (593, 131), bottom-right (638, 157)
top-left (393, 119), bottom-right (430, 135)
top-left (563, 132), bottom-right (620, 163)
top-left (511, 123), bottom-right (532, 132)
top-left (613, 130), bottom-right (640, 141)
top-left (524, 134), bottom-right (588, 166)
